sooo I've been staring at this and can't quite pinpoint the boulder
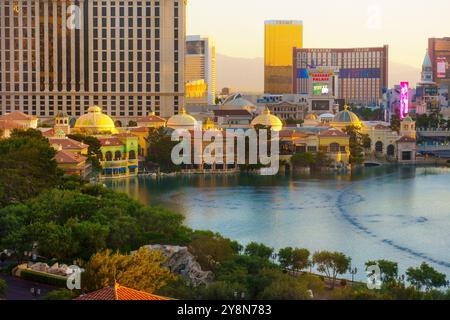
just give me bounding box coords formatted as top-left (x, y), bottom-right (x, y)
top-left (141, 245), bottom-right (214, 286)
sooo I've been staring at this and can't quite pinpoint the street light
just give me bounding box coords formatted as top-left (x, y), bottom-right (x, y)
top-left (348, 266), bottom-right (358, 283)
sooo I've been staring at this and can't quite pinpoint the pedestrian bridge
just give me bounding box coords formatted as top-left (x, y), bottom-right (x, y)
top-left (417, 129), bottom-right (450, 137)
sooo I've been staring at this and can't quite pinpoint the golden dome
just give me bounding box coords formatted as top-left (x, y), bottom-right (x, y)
top-left (167, 108), bottom-right (198, 130)
top-left (331, 105), bottom-right (362, 129)
top-left (251, 108), bottom-right (283, 132)
top-left (305, 113), bottom-right (318, 121)
top-left (74, 105), bottom-right (118, 134)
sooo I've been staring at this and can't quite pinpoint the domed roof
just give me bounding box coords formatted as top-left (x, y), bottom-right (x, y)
top-left (305, 113), bottom-right (318, 120)
top-left (319, 113), bottom-right (335, 119)
top-left (74, 106), bottom-right (117, 134)
top-left (221, 94), bottom-right (256, 112)
top-left (402, 116), bottom-right (414, 123)
top-left (251, 108), bottom-right (283, 132)
top-left (167, 108), bottom-right (198, 130)
top-left (331, 106), bottom-right (361, 129)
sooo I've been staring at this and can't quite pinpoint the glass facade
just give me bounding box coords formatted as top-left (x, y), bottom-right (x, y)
top-left (264, 20), bottom-right (303, 94)
top-left (0, 0), bottom-right (185, 119)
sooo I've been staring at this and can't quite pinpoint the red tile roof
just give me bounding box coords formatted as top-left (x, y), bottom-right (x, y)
top-left (374, 124), bottom-right (391, 130)
top-left (98, 137), bottom-right (123, 147)
top-left (54, 150), bottom-right (87, 164)
top-left (129, 127), bottom-right (150, 133)
top-left (318, 128), bottom-right (348, 137)
top-left (0, 119), bottom-right (25, 130)
top-left (41, 128), bottom-right (55, 137)
top-left (115, 133), bottom-right (138, 138)
top-left (136, 115), bottom-right (166, 123)
top-left (49, 137), bottom-right (88, 150)
top-left (213, 109), bottom-right (252, 117)
top-left (75, 283), bottom-right (172, 301)
top-left (0, 111), bottom-right (37, 121)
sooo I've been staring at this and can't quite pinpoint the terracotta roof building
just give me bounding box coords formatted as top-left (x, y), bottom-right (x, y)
top-left (54, 150), bottom-right (91, 178)
top-left (75, 283), bottom-right (172, 301)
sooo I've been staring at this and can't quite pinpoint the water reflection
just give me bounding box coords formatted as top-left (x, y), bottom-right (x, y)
top-left (106, 166), bottom-right (450, 280)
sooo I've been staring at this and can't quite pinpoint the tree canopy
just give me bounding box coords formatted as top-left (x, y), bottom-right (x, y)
top-left (82, 247), bottom-right (175, 293)
top-left (0, 129), bottom-right (62, 206)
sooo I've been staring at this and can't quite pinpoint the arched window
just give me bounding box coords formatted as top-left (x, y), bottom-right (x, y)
top-left (329, 143), bottom-right (340, 153)
top-left (375, 141), bottom-right (383, 153)
top-left (387, 145), bottom-right (395, 157)
top-left (115, 151), bottom-right (122, 160)
top-left (105, 151), bottom-right (113, 162)
top-left (129, 150), bottom-right (136, 160)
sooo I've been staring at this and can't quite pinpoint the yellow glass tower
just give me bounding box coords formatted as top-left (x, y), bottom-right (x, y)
top-left (264, 20), bottom-right (303, 94)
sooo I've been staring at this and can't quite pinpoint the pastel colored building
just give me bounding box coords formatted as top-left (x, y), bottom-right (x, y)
top-left (54, 150), bottom-right (91, 178)
top-left (98, 134), bottom-right (139, 178)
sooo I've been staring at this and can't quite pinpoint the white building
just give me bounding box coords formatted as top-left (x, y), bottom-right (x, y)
top-left (0, 0), bottom-right (186, 120)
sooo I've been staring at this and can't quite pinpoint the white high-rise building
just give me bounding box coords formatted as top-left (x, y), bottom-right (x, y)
top-left (0, 0), bottom-right (186, 121)
top-left (185, 35), bottom-right (216, 105)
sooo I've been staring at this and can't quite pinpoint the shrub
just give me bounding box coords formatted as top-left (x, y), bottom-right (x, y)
top-left (20, 269), bottom-right (67, 288)
top-left (44, 289), bottom-right (78, 300)
top-left (0, 278), bottom-right (7, 296)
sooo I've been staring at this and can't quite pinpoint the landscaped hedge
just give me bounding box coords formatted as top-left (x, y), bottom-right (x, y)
top-left (20, 269), bottom-right (67, 288)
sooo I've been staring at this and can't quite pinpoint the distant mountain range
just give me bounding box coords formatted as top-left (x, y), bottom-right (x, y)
top-left (216, 53), bottom-right (421, 93)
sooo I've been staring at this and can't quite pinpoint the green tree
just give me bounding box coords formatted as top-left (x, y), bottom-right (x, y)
top-left (390, 115), bottom-right (401, 133)
top-left (147, 127), bottom-right (180, 173)
top-left (278, 247), bottom-right (294, 270)
top-left (314, 151), bottom-right (333, 169)
top-left (312, 251), bottom-right (351, 289)
top-left (82, 247), bottom-right (175, 293)
top-left (257, 270), bottom-right (310, 300)
top-left (406, 262), bottom-right (448, 291)
top-left (0, 278), bottom-right (7, 297)
top-left (44, 289), bottom-right (78, 300)
top-left (0, 129), bottom-right (61, 206)
top-left (292, 248), bottom-right (311, 272)
top-left (189, 232), bottom-right (237, 271)
top-left (128, 120), bottom-right (138, 127)
top-left (343, 125), bottom-right (369, 165)
top-left (244, 242), bottom-right (274, 260)
top-left (67, 134), bottom-right (102, 172)
top-left (365, 260), bottom-right (398, 283)
top-left (291, 153), bottom-right (316, 168)
top-left (200, 281), bottom-right (248, 300)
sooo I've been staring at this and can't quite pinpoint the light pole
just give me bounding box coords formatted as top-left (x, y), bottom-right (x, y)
top-left (348, 266), bottom-right (358, 283)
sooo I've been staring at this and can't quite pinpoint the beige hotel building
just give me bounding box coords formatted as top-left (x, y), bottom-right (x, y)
top-left (0, 0), bottom-right (186, 121)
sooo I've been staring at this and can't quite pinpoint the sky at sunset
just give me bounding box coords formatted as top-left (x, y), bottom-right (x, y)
top-left (187, 0), bottom-right (450, 90)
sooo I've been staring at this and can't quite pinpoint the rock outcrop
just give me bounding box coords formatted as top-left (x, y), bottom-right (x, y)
top-left (141, 245), bottom-right (214, 286)
top-left (27, 262), bottom-right (70, 277)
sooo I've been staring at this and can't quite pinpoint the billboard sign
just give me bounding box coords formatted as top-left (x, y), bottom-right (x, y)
top-left (313, 83), bottom-right (329, 95)
top-left (437, 57), bottom-right (448, 79)
top-left (400, 82), bottom-right (409, 119)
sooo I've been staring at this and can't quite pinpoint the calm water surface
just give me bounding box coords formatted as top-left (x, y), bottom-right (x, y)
top-left (106, 166), bottom-right (450, 280)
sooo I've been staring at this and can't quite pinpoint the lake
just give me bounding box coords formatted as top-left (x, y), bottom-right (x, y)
top-left (106, 166), bottom-right (450, 281)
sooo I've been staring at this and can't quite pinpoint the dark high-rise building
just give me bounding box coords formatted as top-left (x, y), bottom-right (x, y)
top-left (428, 37), bottom-right (450, 88)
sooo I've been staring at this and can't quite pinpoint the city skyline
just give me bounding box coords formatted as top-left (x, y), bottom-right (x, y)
top-left (187, 0), bottom-right (450, 89)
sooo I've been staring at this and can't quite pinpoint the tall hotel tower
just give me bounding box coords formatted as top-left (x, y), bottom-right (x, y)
top-left (264, 20), bottom-right (303, 95)
top-left (0, 0), bottom-right (186, 120)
